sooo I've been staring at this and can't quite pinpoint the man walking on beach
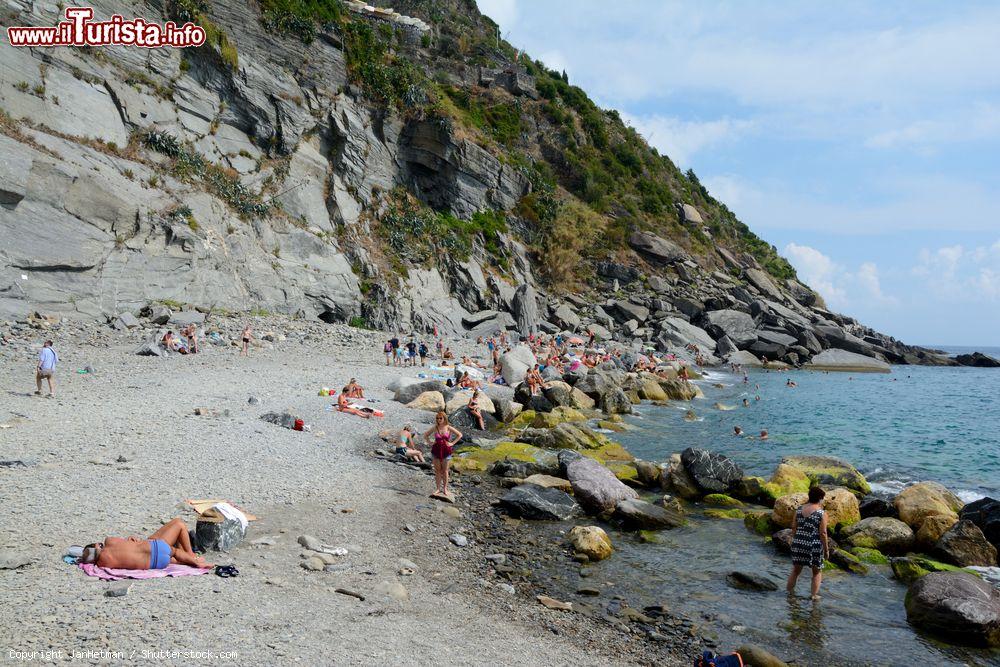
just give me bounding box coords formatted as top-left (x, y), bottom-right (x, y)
top-left (35, 340), bottom-right (57, 397)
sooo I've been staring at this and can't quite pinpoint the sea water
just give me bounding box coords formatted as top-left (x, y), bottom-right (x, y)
top-left (577, 358), bottom-right (1000, 665)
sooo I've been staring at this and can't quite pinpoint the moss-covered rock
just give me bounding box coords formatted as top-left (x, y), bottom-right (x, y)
top-left (607, 461), bottom-right (639, 482)
top-left (890, 554), bottom-right (967, 584)
top-left (596, 419), bottom-right (629, 432)
top-left (508, 409), bottom-right (537, 430)
top-left (531, 406), bottom-right (587, 428)
top-left (849, 547), bottom-right (889, 565)
top-left (705, 508), bottom-right (746, 520)
top-left (829, 548), bottom-right (868, 575)
top-left (704, 494), bottom-right (744, 507)
top-left (780, 455), bottom-right (871, 494)
top-left (638, 379), bottom-right (668, 401)
top-left (581, 442), bottom-right (635, 463)
top-left (744, 510), bottom-right (775, 536)
top-left (451, 441), bottom-right (546, 473)
top-left (768, 463), bottom-right (812, 495)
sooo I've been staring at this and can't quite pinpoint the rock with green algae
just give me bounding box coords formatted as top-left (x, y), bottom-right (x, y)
top-left (580, 442), bottom-right (635, 463)
top-left (638, 530), bottom-right (661, 543)
top-left (607, 461), bottom-right (639, 483)
top-left (596, 419), bottom-right (630, 432)
top-left (518, 422), bottom-right (620, 452)
top-left (744, 510), bottom-right (775, 536)
top-left (780, 455), bottom-right (871, 494)
top-left (508, 410), bottom-right (537, 430)
top-left (450, 441), bottom-right (548, 473)
top-left (849, 547), bottom-right (890, 565)
top-left (704, 493), bottom-right (743, 507)
top-left (764, 463), bottom-right (812, 498)
top-left (890, 554), bottom-right (968, 584)
top-left (829, 548), bottom-right (868, 575)
top-left (705, 508), bottom-right (746, 520)
top-left (531, 406), bottom-right (587, 429)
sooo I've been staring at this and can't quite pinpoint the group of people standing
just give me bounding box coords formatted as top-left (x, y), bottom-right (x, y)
top-left (383, 335), bottom-right (430, 367)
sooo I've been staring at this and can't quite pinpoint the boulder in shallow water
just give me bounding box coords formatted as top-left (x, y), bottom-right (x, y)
top-left (780, 455), bottom-right (870, 494)
top-left (891, 554), bottom-right (963, 584)
top-left (959, 497), bottom-right (1000, 552)
top-left (613, 499), bottom-right (685, 530)
top-left (905, 571), bottom-right (1000, 647)
top-left (806, 348), bottom-right (890, 373)
top-left (681, 447), bottom-right (743, 494)
top-left (932, 520), bottom-right (998, 567)
top-left (665, 453), bottom-right (701, 499)
top-left (840, 517), bottom-right (915, 555)
top-left (726, 571), bottom-right (779, 592)
top-left (499, 484), bottom-right (579, 521)
top-left (601, 387), bottom-right (633, 415)
top-left (894, 481), bottom-right (964, 531)
top-left (954, 352), bottom-right (1000, 368)
top-left (828, 548), bottom-right (868, 575)
top-left (568, 526), bottom-right (613, 561)
top-left (771, 529), bottom-right (794, 553)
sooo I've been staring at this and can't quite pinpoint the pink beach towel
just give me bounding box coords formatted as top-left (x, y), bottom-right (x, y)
top-left (78, 562), bottom-right (211, 581)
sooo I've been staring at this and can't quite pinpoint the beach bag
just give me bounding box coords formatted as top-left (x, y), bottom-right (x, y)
top-left (694, 651), bottom-right (743, 667)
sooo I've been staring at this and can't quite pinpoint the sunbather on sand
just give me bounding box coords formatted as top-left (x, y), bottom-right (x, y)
top-left (79, 518), bottom-right (211, 570)
top-left (337, 390), bottom-right (371, 418)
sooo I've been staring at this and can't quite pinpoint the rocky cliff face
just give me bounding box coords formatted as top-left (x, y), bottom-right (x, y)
top-left (0, 0), bottom-right (948, 365)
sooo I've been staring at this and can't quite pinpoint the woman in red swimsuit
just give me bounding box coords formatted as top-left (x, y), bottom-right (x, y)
top-left (424, 412), bottom-right (462, 497)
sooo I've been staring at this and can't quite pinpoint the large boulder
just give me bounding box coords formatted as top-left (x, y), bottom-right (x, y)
top-left (560, 452), bottom-right (638, 515)
top-left (169, 310), bottom-right (205, 327)
top-left (932, 520), bottom-right (998, 567)
top-left (859, 496), bottom-right (899, 519)
top-left (628, 230), bottom-right (689, 265)
top-left (823, 487), bottom-right (861, 530)
top-left (894, 481), bottom-right (964, 531)
top-left (780, 455), bottom-right (871, 494)
top-left (916, 514), bottom-right (960, 550)
top-left (655, 317), bottom-right (716, 352)
top-left (447, 407), bottom-right (499, 432)
top-left (658, 378), bottom-right (700, 401)
top-left (954, 352), bottom-right (1000, 368)
top-left (568, 526), bottom-right (613, 561)
top-left (702, 310), bottom-right (758, 348)
top-left (601, 388), bottom-right (633, 415)
top-left (960, 497), bottom-right (1000, 552)
top-left (445, 390), bottom-right (496, 415)
top-left (499, 484), bottom-right (579, 521)
top-left (748, 330), bottom-right (798, 358)
top-left (665, 453), bottom-right (701, 499)
top-left (500, 345), bottom-right (537, 386)
top-left (680, 448), bottom-right (743, 494)
top-left (613, 499), bottom-right (685, 530)
top-left (904, 572), bottom-right (1000, 647)
top-left (840, 517), bottom-right (915, 555)
top-left (806, 349), bottom-right (890, 373)
top-left (406, 391), bottom-right (446, 412)
top-left (395, 380), bottom-right (448, 405)
top-left (772, 493), bottom-right (809, 529)
top-left (512, 284), bottom-right (539, 335)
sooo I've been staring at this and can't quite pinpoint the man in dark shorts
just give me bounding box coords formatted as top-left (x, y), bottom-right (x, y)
top-left (406, 339), bottom-right (417, 367)
top-left (418, 341), bottom-right (428, 366)
top-left (390, 334), bottom-right (400, 366)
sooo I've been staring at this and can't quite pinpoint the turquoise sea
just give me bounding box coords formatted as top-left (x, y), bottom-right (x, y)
top-left (554, 353), bottom-right (1000, 666)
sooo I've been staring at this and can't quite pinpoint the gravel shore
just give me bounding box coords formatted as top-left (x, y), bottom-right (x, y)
top-left (0, 318), bottom-right (684, 666)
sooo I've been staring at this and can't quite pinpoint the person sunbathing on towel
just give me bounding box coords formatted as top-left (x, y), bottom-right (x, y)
top-left (337, 390), bottom-right (372, 418)
top-left (343, 378), bottom-right (365, 399)
top-left (80, 518), bottom-right (211, 570)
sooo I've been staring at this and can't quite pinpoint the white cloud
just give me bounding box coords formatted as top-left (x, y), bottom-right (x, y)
top-left (476, 0), bottom-right (519, 29)
top-left (865, 104), bottom-right (1000, 150)
top-left (913, 240), bottom-right (1000, 301)
top-left (621, 113), bottom-right (754, 168)
top-left (783, 244), bottom-right (898, 309)
top-left (784, 243), bottom-right (848, 307)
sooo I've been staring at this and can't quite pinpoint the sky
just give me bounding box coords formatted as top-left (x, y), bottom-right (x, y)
top-left (476, 0), bottom-right (1000, 347)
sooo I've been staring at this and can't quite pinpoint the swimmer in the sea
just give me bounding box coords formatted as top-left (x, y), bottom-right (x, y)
top-left (734, 426), bottom-right (744, 436)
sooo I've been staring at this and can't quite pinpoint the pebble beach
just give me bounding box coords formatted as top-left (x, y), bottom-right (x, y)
top-left (0, 317), bottom-right (680, 666)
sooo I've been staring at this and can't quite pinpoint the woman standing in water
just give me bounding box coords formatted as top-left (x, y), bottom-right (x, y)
top-left (787, 486), bottom-right (829, 600)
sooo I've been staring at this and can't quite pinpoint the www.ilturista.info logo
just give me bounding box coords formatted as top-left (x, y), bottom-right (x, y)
top-left (6, 7), bottom-right (206, 48)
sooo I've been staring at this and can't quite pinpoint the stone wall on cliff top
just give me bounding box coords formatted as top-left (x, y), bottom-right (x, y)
top-left (0, 1), bottom-right (950, 364)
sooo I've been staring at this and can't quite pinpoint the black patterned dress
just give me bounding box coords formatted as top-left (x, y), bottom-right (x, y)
top-left (791, 507), bottom-right (825, 568)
